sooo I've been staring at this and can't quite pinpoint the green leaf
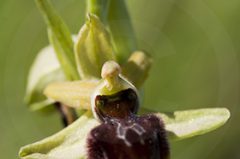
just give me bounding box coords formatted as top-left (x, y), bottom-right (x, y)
top-left (74, 14), bottom-right (115, 79)
top-left (108, 0), bottom-right (137, 63)
top-left (19, 111), bottom-right (98, 159)
top-left (157, 108), bottom-right (230, 140)
top-left (25, 45), bottom-right (66, 111)
top-left (35, 0), bottom-right (79, 80)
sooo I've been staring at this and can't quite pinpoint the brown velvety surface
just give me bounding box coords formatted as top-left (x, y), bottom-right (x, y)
top-left (87, 114), bottom-right (169, 159)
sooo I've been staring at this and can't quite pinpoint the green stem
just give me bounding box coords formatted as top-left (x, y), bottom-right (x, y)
top-left (86, 0), bottom-right (109, 24)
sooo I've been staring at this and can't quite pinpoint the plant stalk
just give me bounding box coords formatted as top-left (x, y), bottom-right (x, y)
top-left (86, 0), bottom-right (109, 24)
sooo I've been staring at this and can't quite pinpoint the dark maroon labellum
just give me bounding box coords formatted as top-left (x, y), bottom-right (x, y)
top-left (87, 114), bottom-right (169, 159)
top-left (88, 87), bottom-right (169, 159)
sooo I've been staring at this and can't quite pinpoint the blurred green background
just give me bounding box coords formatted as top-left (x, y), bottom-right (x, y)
top-left (0, 0), bottom-right (240, 158)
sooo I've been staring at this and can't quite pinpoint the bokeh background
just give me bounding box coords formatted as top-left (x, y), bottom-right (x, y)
top-left (1, 0), bottom-right (240, 158)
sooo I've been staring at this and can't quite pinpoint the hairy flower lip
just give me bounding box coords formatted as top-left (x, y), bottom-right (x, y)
top-left (87, 114), bottom-right (170, 159)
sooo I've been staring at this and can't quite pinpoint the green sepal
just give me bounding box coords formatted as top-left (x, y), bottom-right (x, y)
top-left (86, 0), bottom-right (137, 64)
top-left (25, 45), bottom-right (66, 111)
top-left (35, 0), bottom-right (79, 80)
top-left (74, 14), bottom-right (115, 79)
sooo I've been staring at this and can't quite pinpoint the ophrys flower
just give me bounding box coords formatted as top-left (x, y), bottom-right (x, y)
top-left (19, 0), bottom-right (230, 159)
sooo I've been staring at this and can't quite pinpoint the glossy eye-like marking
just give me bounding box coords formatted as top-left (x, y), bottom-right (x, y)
top-left (87, 61), bottom-right (169, 159)
top-left (95, 88), bottom-right (139, 122)
top-left (91, 61), bottom-right (139, 121)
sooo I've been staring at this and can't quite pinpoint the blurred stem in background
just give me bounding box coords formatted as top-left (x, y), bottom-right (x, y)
top-left (86, 0), bottom-right (109, 24)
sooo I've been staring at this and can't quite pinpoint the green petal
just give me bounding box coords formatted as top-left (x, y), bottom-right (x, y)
top-left (74, 14), bottom-right (116, 79)
top-left (44, 80), bottom-right (99, 110)
top-left (157, 108), bottom-right (230, 140)
top-left (122, 51), bottom-right (152, 88)
top-left (25, 45), bottom-right (66, 111)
